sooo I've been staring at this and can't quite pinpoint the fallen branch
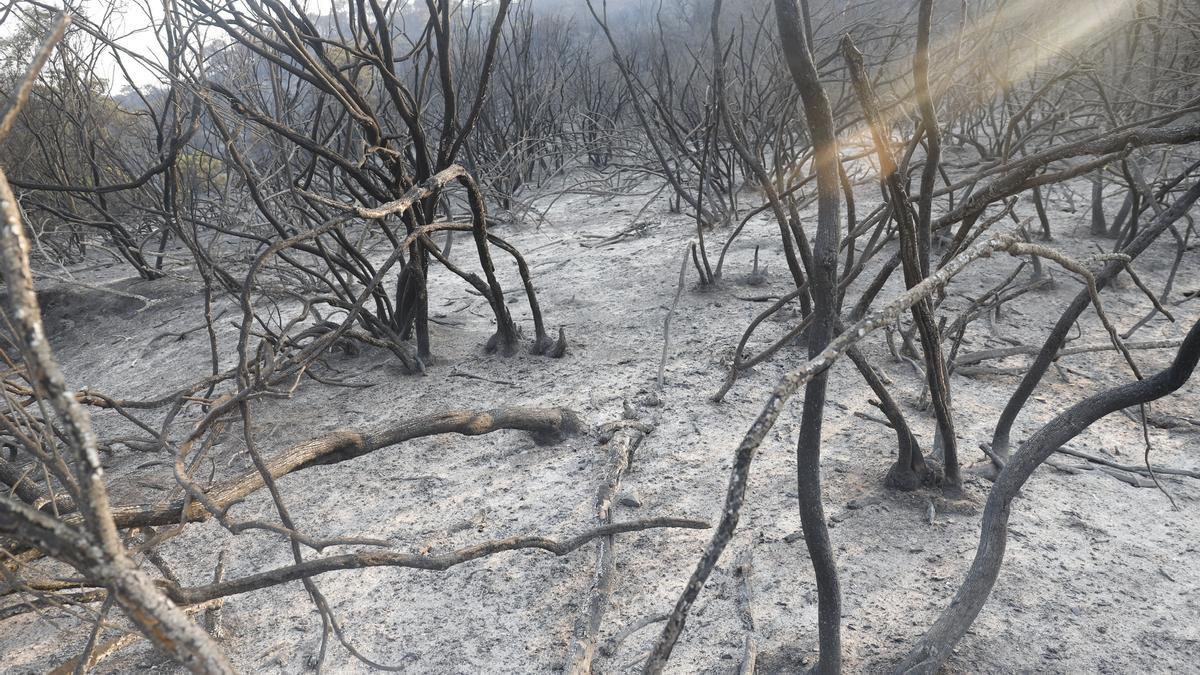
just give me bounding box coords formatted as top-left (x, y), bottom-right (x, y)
top-left (567, 422), bottom-right (648, 673)
top-left (953, 339), bottom-right (1183, 369)
top-left (601, 614), bottom-right (668, 660)
top-left (0, 408), bottom-right (585, 562)
top-left (733, 549), bottom-right (757, 675)
top-left (103, 407), bottom-right (584, 530)
top-left (1055, 446), bottom-right (1200, 480)
top-left (160, 517), bottom-right (709, 605)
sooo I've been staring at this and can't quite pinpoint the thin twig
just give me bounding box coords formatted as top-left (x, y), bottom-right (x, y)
top-left (658, 244), bottom-right (691, 390)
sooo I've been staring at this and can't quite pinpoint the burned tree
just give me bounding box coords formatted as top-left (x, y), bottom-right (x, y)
top-left (3, 0), bottom-right (1200, 673)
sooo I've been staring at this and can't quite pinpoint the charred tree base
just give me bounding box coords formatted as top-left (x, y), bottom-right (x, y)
top-left (885, 456), bottom-right (942, 492)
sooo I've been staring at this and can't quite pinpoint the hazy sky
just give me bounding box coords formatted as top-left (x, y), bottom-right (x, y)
top-left (10, 0), bottom-right (1137, 94)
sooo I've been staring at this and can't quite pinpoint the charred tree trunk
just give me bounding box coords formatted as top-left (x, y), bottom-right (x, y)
top-left (775, 0), bottom-right (843, 670)
top-left (900, 317), bottom-right (1200, 674)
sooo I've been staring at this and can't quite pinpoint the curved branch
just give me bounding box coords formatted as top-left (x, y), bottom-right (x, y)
top-left (160, 517), bottom-right (709, 606)
top-left (897, 317), bottom-right (1200, 674)
top-left (105, 407), bottom-right (583, 530)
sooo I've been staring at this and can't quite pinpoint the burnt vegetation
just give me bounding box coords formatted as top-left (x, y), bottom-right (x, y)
top-left (1, 0), bottom-right (1199, 672)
